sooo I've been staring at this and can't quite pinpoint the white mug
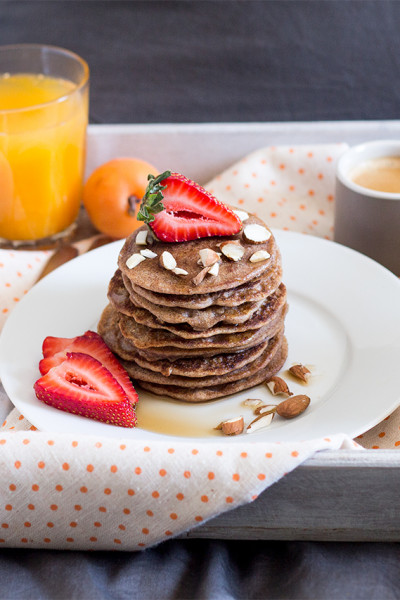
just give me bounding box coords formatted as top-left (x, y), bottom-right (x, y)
top-left (335, 140), bottom-right (400, 275)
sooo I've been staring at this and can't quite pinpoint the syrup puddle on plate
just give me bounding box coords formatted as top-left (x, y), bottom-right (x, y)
top-left (133, 290), bottom-right (349, 439)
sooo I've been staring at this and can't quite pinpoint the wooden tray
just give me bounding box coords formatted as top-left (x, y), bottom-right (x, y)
top-left (85, 121), bottom-right (400, 542)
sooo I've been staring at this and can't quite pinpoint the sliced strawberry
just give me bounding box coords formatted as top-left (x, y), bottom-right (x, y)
top-left (42, 330), bottom-right (97, 358)
top-left (137, 171), bottom-right (242, 242)
top-left (34, 352), bottom-right (136, 428)
top-left (39, 331), bottom-right (138, 405)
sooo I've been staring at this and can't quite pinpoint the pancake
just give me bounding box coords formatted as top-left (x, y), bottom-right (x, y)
top-left (137, 337), bottom-right (288, 402)
top-left (128, 262), bottom-right (282, 310)
top-left (118, 302), bottom-right (286, 349)
top-left (125, 339), bottom-right (272, 377)
top-left (109, 270), bottom-right (264, 331)
top-left (98, 206), bottom-right (289, 404)
top-left (119, 214), bottom-right (278, 296)
top-left (112, 272), bottom-right (287, 338)
top-left (120, 329), bottom-right (283, 388)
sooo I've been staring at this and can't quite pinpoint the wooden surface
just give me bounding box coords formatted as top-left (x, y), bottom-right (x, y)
top-left (185, 451), bottom-right (400, 541)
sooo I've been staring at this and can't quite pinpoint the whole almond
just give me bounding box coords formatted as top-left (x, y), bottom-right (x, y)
top-left (276, 395), bottom-right (310, 419)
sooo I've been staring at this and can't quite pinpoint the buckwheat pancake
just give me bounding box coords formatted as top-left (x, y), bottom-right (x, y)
top-left (98, 303), bottom-right (285, 360)
top-left (125, 339), bottom-right (273, 377)
top-left (119, 214), bottom-right (278, 296)
top-left (118, 285), bottom-right (286, 339)
top-left (127, 263), bottom-right (282, 310)
top-left (137, 337), bottom-right (288, 402)
top-left (120, 329), bottom-right (283, 388)
top-left (110, 269), bottom-right (287, 338)
top-left (118, 301), bottom-right (286, 349)
top-left (108, 270), bottom-right (264, 331)
top-left (98, 205), bottom-right (289, 403)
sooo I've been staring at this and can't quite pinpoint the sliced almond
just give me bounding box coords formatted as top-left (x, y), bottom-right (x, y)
top-left (243, 224), bottom-right (271, 243)
top-left (140, 249), bottom-right (157, 259)
top-left (232, 209), bottom-right (249, 222)
top-left (276, 395), bottom-right (310, 419)
top-left (220, 241), bottom-right (245, 261)
top-left (266, 376), bottom-right (292, 397)
top-left (159, 251), bottom-right (177, 271)
top-left (172, 267), bottom-right (188, 277)
top-left (289, 364), bottom-right (311, 383)
top-left (126, 253), bottom-right (146, 269)
top-left (135, 230), bottom-right (148, 246)
top-left (249, 250), bottom-right (271, 263)
top-left (242, 398), bottom-right (264, 409)
top-left (199, 248), bottom-right (220, 267)
top-left (192, 266), bottom-right (211, 286)
top-left (207, 262), bottom-right (220, 276)
top-left (218, 416), bottom-right (244, 436)
top-left (246, 412), bottom-right (274, 433)
top-left (254, 404), bottom-right (277, 416)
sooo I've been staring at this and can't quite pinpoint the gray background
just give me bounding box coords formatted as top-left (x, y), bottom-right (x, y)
top-left (1, 1), bottom-right (400, 598)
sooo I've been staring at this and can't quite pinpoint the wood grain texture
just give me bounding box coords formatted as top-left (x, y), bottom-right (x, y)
top-left (185, 451), bottom-right (400, 541)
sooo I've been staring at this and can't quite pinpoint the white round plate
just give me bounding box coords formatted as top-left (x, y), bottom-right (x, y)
top-left (0, 231), bottom-right (399, 443)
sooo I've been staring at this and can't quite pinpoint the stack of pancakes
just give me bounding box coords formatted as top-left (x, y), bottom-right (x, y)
top-left (98, 213), bottom-right (288, 402)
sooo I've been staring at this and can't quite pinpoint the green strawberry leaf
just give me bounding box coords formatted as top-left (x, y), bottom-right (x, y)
top-left (137, 170), bottom-right (171, 224)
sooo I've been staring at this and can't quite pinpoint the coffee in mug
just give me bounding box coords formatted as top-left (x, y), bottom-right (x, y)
top-left (350, 156), bottom-right (400, 193)
top-left (335, 140), bottom-right (400, 275)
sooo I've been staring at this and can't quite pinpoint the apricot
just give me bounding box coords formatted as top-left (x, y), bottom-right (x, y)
top-left (82, 157), bottom-right (158, 239)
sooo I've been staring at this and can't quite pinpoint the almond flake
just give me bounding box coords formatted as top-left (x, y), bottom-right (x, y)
top-left (246, 412), bottom-right (274, 433)
top-left (207, 262), bottom-right (220, 276)
top-left (289, 364), bottom-right (311, 383)
top-left (243, 224), bottom-right (271, 243)
top-left (192, 266), bottom-right (211, 286)
top-left (242, 398), bottom-right (264, 409)
top-left (254, 404), bottom-right (277, 416)
top-left (126, 253), bottom-right (146, 269)
top-left (233, 209), bottom-right (249, 222)
top-left (172, 267), bottom-right (188, 277)
top-left (220, 241), bottom-right (245, 261)
top-left (218, 416), bottom-right (244, 436)
top-left (249, 250), bottom-right (271, 263)
top-left (159, 251), bottom-right (177, 271)
top-left (140, 249), bottom-right (157, 259)
top-left (266, 376), bottom-right (292, 397)
top-left (199, 248), bottom-right (220, 267)
top-left (135, 230), bottom-right (148, 245)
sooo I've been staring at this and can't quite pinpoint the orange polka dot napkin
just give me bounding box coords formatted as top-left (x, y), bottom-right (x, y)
top-left (0, 250), bottom-right (51, 332)
top-left (206, 143), bottom-right (348, 239)
top-left (0, 421), bottom-right (357, 551)
top-left (0, 142), bottom-right (398, 552)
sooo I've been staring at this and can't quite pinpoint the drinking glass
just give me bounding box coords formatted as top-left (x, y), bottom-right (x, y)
top-left (0, 44), bottom-right (89, 247)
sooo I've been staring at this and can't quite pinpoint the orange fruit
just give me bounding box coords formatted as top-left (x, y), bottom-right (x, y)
top-left (82, 157), bottom-right (158, 238)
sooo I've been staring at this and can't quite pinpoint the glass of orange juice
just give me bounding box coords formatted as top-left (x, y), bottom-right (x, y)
top-left (0, 44), bottom-right (89, 246)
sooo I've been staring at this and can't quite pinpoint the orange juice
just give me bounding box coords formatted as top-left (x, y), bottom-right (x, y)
top-left (0, 73), bottom-right (88, 241)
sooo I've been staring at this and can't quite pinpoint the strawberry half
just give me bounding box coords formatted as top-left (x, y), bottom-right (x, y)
top-left (34, 352), bottom-right (136, 428)
top-left (39, 331), bottom-right (138, 406)
top-left (137, 171), bottom-right (242, 242)
top-left (42, 330), bottom-right (97, 358)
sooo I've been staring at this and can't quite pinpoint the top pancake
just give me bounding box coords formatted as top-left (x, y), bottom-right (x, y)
top-left (119, 213), bottom-right (277, 295)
